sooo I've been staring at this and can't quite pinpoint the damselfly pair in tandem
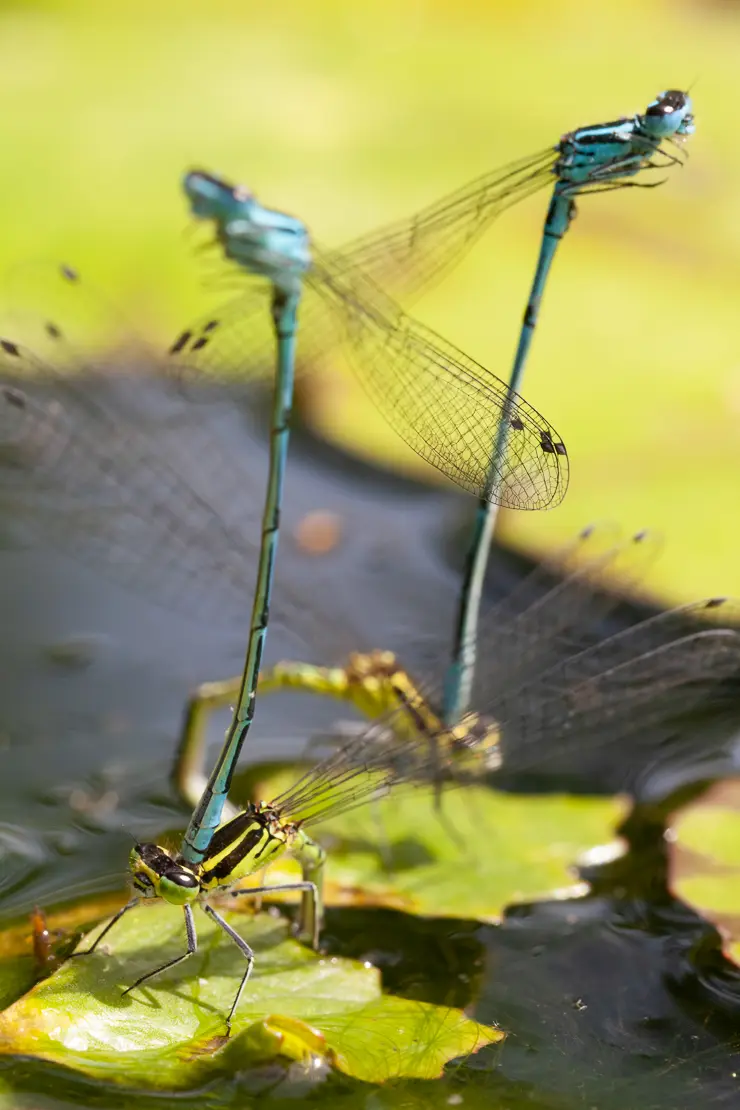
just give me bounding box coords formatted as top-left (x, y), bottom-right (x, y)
top-left (0, 90), bottom-right (716, 1037)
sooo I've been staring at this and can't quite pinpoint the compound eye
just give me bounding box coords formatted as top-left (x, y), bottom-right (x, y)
top-left (174, 869), bottom-right (199, 890)
top-left (648, 90), bottom-right (686, 117)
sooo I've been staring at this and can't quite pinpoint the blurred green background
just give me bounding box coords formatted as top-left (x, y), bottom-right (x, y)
top-left (0, 0), bottom-right (738, 605)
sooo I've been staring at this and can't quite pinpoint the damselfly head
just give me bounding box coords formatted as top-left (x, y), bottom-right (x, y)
top-left (129, 843), bottom-right (200, 906)
top-left (644, 90), bottom-right (695, 139)
top-left (183, 169), bottom-right (254, 222)
top-left (183, 169), bottom-right (311, 285)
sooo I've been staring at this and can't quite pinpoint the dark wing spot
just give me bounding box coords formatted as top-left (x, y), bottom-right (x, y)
top-left (60, 264), bottom-right (79, 283)
top-left (539, 430), bottom-right (567, 456)
top-left (705, 597), bottom-right (727, 610)
top-left (191, 336), bottom-right (209, 352)
top-left (169, 330), bottom-right (192, 356)
top-left (510, 417), bottom-right (525, 431)
top-left (0, 339), bottom-right (20, 357)
top-left (46, 322), bottom-right (62, 340)
top-left (203, 320), bottom-right (220, 334)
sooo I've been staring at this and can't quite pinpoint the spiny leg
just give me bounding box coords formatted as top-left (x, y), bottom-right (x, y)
top-left (70, 897), bottom-right (139, 957)
top-left (203, 903), bottom-right (255, 1028)
top-left (228, 880), bottom-right (321, 949)
top-left (121, 903), bottom-right (197, 998)
top-left (579, 179), bottom-right (666, 195)
top-left (291, 834), bottom-right (326, 945)
top-left (432, 782), bottom-right (466, 848)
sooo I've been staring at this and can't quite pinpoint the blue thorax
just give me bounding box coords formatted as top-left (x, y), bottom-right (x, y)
top-left (183, 169), bottom-right (311, 297)
top-left (555, 89), bottom-right (694, 187)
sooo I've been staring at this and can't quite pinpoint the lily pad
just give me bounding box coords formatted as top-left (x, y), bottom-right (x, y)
top-left (0, 901), bottom-right (500, 1089)
top-left (669, 779), bottom-right (740, 966)
top-left (228, 767), bottom-right (626, 921)
top-left (0, 895), bottom-right (124, 1010)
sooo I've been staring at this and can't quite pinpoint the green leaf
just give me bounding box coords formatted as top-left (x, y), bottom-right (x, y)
top-left (670, 778), bottom-right (740, 965)
top-left (0, 902), bottom-right (500, 1089)
top-left (0, 895), bottom-right (124, 1011)
top-left (233, 768), bottom-right (626, 921)
top-left (0, 956), bottom-right (36, 1013)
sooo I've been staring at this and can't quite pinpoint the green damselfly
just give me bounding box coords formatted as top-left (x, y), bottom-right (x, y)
top-left (76, 569), bottom-right (740, 1031)
top-left (72, 705), bottom-right (462, 1030)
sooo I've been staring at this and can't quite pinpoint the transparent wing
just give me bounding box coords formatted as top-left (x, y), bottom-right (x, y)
top-left (165, 278), bottom-right (333, 398)
top-left (469, 525), bottom-right (661, 706)
top-left (332, 149), bottom-right (557, 304)
top-left (160, 154), bottom-right (568, 512)
top-left (280, 595), bottom-right (740, 805)
top-left (0, 343), bottom-right (258, 621)
top-left (161, 129), bottom-right (679, 396)
top-left (162, 244), bottom-right (569, 510)
top-left (272, 712), bottom-right (442, 826)
top-left (489, 597), bottom-right (740, 771)
top-left (0, 266), bottom-right (277, 617)
top-left (325, 130), bottom-right (687, 304)
top-left (311, 248), bottom-right (568, 510)
top-left (164, 150), bottom-right (558, 392)
top-left (0, 330), bottom-right (378, 659)
top-left (399, 523), bottom-right (646, 688)
top-left (0, 283), bottom-right (443, 661)
top-left (328, 115), bottom-right (693, 308)
top-left (0, 262), bottom-right (146, 372)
